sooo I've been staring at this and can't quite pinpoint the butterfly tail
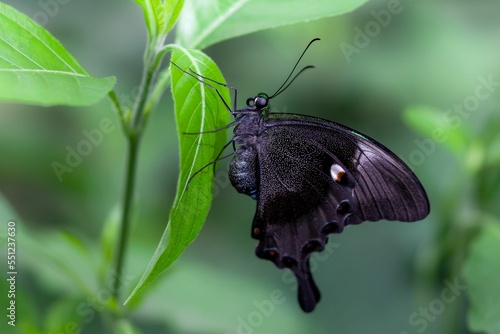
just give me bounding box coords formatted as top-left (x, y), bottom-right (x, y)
top-left (294, 259), bottom-right (321, 313)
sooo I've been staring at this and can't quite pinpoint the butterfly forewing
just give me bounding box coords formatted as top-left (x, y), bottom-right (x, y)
top-left (264, 113), bottom-right (430, 221)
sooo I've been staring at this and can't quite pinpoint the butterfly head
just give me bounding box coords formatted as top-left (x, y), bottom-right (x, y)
top-left (246, 93), bottom-right (270, 115)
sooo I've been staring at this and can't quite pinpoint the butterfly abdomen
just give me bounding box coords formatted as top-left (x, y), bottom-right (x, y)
top-left (229, 147), bottom-right (259, 199)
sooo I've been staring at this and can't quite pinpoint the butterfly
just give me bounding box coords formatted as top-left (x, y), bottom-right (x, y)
top-left (177, 38), bottom-right (429, 312)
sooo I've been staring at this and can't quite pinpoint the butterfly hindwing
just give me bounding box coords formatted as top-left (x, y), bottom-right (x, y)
top-left (250, 113), bottom-right (429, 312)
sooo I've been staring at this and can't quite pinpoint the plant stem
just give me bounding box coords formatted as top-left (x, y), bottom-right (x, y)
top-left (110, 41), bottom-right (166, 307)
top-left (112, 134), bottom-right (140, 302)
top-left (132, 50), bottom-right (163, 131)
top-left (132, 67), bottom-right (153, 130)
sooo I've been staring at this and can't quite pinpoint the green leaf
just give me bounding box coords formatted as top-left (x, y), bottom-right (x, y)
top-left (165, 0), bottom-right (186, 33)
top-left (134, 0), bottom-right (167, 40)
top-left (134, 0), bottom-right (185, 42)
top-left (0, 3), bottom-right (115, 106)
top-left (403, 105), bottom-right (472, 157)
top-left (176, 0), bottom-right (369, 49)
top-left (462, 221), bottom-right (500, 334)
top-left (126, 46), bottom-right (230, 303)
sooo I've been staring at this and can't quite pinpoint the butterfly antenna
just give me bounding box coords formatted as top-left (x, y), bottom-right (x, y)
top-left (271, 65), bottom-right (315, 98)
top-left (269, 37), bottom-right (320, 99)
top-left (170, 61), bottom-right (235, 113)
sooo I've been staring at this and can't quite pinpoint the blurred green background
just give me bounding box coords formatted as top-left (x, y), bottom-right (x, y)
top-left (1, 0), bottom-right (500, 333)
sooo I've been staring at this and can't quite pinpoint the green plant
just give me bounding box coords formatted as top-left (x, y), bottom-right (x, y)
top-left (0, 1), bottom-right (371, 332)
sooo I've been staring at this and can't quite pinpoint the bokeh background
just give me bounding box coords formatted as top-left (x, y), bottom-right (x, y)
top-left (1, 0), bottom-right (499, 333)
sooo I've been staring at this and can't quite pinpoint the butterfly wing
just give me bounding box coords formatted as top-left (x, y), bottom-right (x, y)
top-left (251, 113), bottom-right (429, 312)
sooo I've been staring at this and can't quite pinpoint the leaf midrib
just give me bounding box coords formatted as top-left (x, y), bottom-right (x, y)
top-left (0, 9), bottom-right (81, 74)
top-left (0, 68), bottom-right (89, 77)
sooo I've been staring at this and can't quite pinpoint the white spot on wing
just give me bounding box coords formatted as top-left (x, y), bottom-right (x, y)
top-left (330, 164), bottom-right (346, 182)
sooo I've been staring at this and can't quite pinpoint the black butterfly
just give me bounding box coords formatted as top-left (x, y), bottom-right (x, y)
top-left (178, 38), bottom-right (429, 312)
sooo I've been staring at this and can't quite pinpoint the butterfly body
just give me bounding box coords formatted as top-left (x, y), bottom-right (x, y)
top-left (228, 93), bottom-right (430, 312)
top-left (229, 112), bottom-right (262, 200)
